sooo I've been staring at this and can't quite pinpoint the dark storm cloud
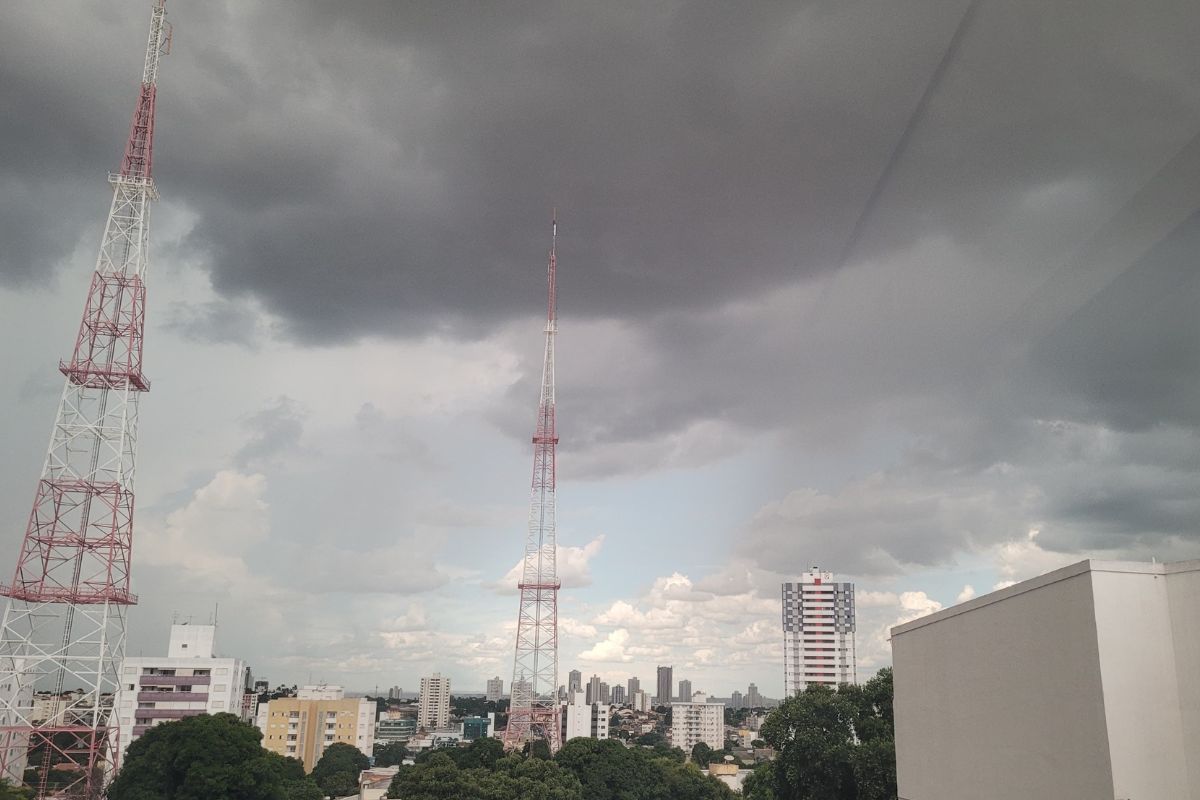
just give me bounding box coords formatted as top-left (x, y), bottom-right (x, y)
top-left (4, 0), bottom-right (1200, 569)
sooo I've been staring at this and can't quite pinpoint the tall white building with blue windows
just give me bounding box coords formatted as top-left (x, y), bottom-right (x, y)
top-left (782, 567), bottom-right (856, 695)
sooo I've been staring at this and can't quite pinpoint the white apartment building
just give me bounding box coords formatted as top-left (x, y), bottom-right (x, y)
top-left (113, 624), bottom-right (248, 765)
top-left (782, 567), bottom-right (856, 694)
top-left (562, 690), bottom-right (609, 741)
top-left (892, 559), bottom-right (1200, 800)
top-left (632, 690), bottom-right (652, 713)
top-left (418, 673), bottom-right (450, 731)
top-left (671, 692), bottom-right (723, 752)
top-left (486, 676), bottom-right (504, 702)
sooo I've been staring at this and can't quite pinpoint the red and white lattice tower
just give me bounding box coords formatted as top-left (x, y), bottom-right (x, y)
top-left (0, 2), bottom-right (170, 797)
top-left (502, 215), bottom-right (563, 753)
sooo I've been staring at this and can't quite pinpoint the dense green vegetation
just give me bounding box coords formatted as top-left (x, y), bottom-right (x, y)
top-left (386, 736), bottom-right (735, 800)
top-left (311, 742), bottom-right (369, 799)
top-left (107, 713), bottom-right (322, 800)
top-left (372, 741), bottom-right (411, 767)
top-left (743, 668), bottom-right (896, 800)
top-left (0, 779), bottom-right (31, 800)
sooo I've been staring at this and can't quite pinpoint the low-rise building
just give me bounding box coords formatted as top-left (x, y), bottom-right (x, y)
top-left (463, 715), bottom-right (492, 740)
top-left (359, 765), bottom-right (400, 800)
top-left (376, 714), bottom-right (417, 743)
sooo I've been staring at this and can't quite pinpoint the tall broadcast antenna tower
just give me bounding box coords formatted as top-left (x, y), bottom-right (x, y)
top-left (0, 2), bottom-right (171, 796)
top-left (503, 215), bottom-right (562, 753)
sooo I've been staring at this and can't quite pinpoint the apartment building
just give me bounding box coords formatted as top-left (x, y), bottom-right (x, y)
top-left (782, 567), bottom-right (856, 694)
top-left (671, 692), bottom-right (724, 752)
top-left (418, 673), bottom-right (450, 731)
top-left (112, 624), bottom-right (248, 765)
top-left (258, 685), bottom-right (374, 771)
top-left (562, 690), bottom-right (609, 741)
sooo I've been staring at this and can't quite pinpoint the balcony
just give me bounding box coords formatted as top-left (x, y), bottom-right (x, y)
top-left (138, 708), bottom-right (205, 720)
top-left (137, 691), bottom-right (208, 703)
top-left (139, 675), bottom-right (211, 686)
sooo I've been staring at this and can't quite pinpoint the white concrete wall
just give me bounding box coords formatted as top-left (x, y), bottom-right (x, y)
top-left (893, 559), bottom-right (1200, 800)
top-left (1166, 562), bottom-right (1200, 799)
top-left (892, 563), bottom-right (1114, 800)
top-left (1090, 566), bottom-right (1188, 799)
top-left (167, 624), bottom-right (215, 658)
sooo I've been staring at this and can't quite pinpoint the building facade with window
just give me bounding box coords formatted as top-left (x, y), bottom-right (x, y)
top-left (418, 673), bottom-right (451, 731)
top-left (656, 665), bottom-right (673, 706)
top-left (113, 624), bottom-right (249, 766)
top-left (670, 692), bottom-right (723, 752)
top-left (258, 685), bottom-right (374, 771)
top-left (782, 567), bottom-right (856, 695)
top-left (562, 690), bottom-right (609, 742)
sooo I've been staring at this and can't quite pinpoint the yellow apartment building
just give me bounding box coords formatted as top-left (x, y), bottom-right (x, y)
top-left (258, 685), bottom-right (374, 771)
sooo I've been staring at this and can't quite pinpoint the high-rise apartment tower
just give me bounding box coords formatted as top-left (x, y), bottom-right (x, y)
top-left (656, 666), bottom-right (673, 706)
top-left (782, 567), bottom-right (856, 694)
top-left (418, 673), bottom-right (450, 731)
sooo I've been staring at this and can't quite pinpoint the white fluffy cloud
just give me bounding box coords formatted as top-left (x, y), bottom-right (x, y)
top-left (495, 535), bottom-right (605, 593)
top-left (578, 629), bottom-right (634, 663)
top-left (140, 470), bottom-right (272, 593)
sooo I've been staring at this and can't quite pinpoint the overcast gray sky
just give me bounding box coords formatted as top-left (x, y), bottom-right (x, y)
top-left (0, 0), bottom-right (1198, 696)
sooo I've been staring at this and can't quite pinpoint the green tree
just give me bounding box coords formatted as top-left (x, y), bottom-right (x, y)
top-left (456, 737), bottom-right (505, 769)
top-left (108, 713), bottom-right (284, 800)
top-left (387, 752), bottom-right (583, 800)
top-left (0, 779), bottom-right (32, 800)
top-left (373, 741), bottom-right (410, 768)
top-left (386, 752), bottom-right (466, 799)
top-left (468, 755), bottom-right (583, 800)
top-left (318, 771), bottom-right (357, 799)
top-left (525, 739), bottom-right (552, 761)
top-left (754, 668), bottom-right (897, 800)
top-left (634, 731), bottom-right (665, 747)
top-left (311, 742), bottom-right (370, 799)
top-left (265, 752), bottom-right (323, 800)
top-left (760, 685), bottom-right (857, 799)
top-left (554, 737), bottom-right (733, 800)
top-left (690, 742), bottom-right (715, 766)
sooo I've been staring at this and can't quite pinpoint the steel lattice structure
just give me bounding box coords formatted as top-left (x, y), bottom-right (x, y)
top-left (502, 216), bottom-right (563, 753)
top-left (0, 3), bottom-right (170, 797)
